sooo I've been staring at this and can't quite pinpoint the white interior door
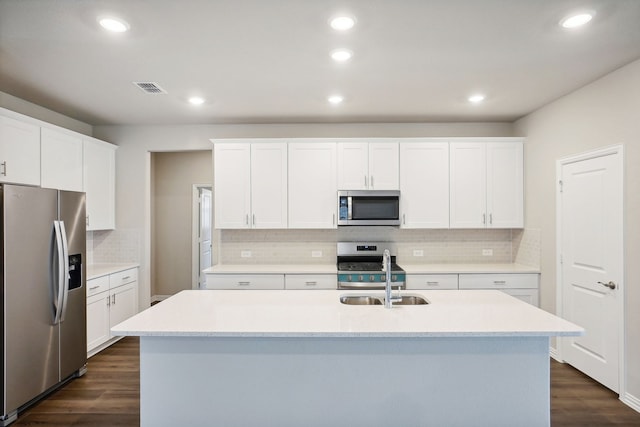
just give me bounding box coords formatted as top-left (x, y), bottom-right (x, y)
top-left (198, 188), bottom-right (213, 288)
top-left (559, 147), bottom-right (623, 392)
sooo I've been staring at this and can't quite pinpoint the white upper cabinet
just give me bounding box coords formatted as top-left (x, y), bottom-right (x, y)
top-left (41, 128), bottom-right (83, 192)
top-left (400, 142), bottom-right (449, 228)
top-left (83, 137), bottom-right (116, 230)
top-left (0, 114), bottom-right (41, 186)
top-left (214, 142), bottom-right (287, 229)
top-left (288, 142), bottom-right (337, 228)
top-left (450, 141), bottom-right (523, 228)
top-left (486, 143), bottom-right (524, 228)
top-left (250, 143), bottom-right (288, 228)
top-left (337, 142), bottom-right (399, 190)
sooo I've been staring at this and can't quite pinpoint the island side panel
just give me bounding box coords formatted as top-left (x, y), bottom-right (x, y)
top-left (139, 336), bottom-right (550, 427)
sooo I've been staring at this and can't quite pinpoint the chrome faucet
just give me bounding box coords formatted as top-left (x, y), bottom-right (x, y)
top-left (382, 249), bottom-right (401, 308)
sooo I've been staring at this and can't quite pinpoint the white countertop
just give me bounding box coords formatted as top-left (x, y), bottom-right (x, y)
top-left (204, 263), bottom-right (539, 275)
top-left (203, 264), bottom-right (337, 274)
top-left (88, 263), bottom-right (140, 280)
top-left (112, 289), bottom-right (582, 338)
top-left (401, 263), bottom-right (540, 274)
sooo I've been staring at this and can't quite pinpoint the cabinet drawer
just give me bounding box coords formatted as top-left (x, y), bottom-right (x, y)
top-left (205, 274), bottom-right (285, 290)
top-left (87, 275), bottom-right (110, 297)
top-left (458, 274), bottom-right (538, 289)
top-left (110, 268), bottom-right (138, 288)
top-left (406, 274), bottom-right (458, 290)
top-left (285, 274), bottom-right (337, 290)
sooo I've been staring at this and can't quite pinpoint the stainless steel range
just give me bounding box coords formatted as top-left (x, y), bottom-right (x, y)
top-left (337, 242), bottom-right (406, 290)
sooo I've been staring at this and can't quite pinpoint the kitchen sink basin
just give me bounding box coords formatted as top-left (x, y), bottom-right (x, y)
top-left (339, 294), bottom-right (429, 306)
top-left (339, 295), bottom-right (383, 305)
top-left (392, 295), bottom-right (429, 305)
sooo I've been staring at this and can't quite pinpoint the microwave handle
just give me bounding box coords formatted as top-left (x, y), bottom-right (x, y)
top-left (347, 196), bottom-right (353, 220)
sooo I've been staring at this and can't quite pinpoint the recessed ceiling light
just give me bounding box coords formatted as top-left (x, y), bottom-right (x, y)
top-left (560, 12), bottom-right (594, 29)
top-left (328, 95), bottom-right (344, 105)
top-left (98, 16), bottom-right (130, 33)
top-left (188, 96), bottom-right (205, 105)
top-left (468, 94), bottom-right (485, 104)
top-left (330, 49), bottom-right (353, 62)
top-left (330, 16), bottom-right (356, 31)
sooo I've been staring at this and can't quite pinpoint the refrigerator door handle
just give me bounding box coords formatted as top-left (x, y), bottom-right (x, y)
top-left (59, 220), bottom-right (70, 322)
top-left (53, 220), bottom-right (65, 325)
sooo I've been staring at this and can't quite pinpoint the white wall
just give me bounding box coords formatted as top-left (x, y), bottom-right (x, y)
top-left (514, 58), bottom-right (640, 403)
top-left (93, 122), bottom-right (515, 311)
top-left (0, 90), bottom-right (93, 135)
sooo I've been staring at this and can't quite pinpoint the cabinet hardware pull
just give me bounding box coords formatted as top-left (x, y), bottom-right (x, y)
top-left (370, 176), bottom-right (374, 189)
top-left (426, 281), bottom-right (439, 286)
top-left (252, 214), bottom-right (256, 227)
top-left (489, 213), bottom-right (493, 225)
top-left (112, 294), bottom-right (116, 304)
top-left (1, 161), bottom-right (6, 176)
top-left (493, 280), bottom-right (507, 285)
top-left (305, 281), bottom-right (317, 286)
top-left (86, 215), bottom-right (90, 227)
top-left (89, 285), bottom-right (100, 290)
top-left (364, 175), bottom-right (368, 188)
top-left (106, 297), bottom-right (110, 307)
top-left (333, 213), bottom-right (335, 226)
top-left (245, 214), bottom-right (249, 225)
top-left (122, 276), bottom-right (130, 280)
top-left (483, 214), bottom-right (486, 224)
top-left (403, 214), bottom-right (406, 225)
top-left (597, 281), bottom-right (616, 290)
top-left (238, 281), bottom-right (251, 286)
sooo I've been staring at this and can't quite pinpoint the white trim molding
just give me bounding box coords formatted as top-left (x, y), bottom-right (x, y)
top-left (621, 392), bottom-right (640, 413)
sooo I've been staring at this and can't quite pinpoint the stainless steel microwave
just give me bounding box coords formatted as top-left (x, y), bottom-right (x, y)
top-left (338, 190), bottom-right (401, 226)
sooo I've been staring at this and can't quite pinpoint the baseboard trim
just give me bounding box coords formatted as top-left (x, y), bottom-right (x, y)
top-left (621, 392), bottom-right (640, 413)
top-left (151, 294), bottom-right (171, 303)
top-left (549, 345), bottom-right (561, 362)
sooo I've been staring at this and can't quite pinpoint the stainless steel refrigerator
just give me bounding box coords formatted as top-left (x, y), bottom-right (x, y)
top-left (1, 184), bottom-right (87, 426)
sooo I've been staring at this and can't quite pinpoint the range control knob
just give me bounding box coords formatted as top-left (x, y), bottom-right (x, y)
top-left (392, 275), bottom-right (397, 281)
top-left (359, 275), bottom-right (364, 281)
top-left (369, 275), bottom-right (375, 281)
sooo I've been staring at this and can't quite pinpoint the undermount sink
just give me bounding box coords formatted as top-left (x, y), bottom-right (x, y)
top-left (339, 294), bottom-right (429, 306)
top-left (339, 295), bottom-right (383, 305)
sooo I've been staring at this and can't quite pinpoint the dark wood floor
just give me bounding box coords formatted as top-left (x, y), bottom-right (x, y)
top-left (12, 337), bottom-right (640, 426)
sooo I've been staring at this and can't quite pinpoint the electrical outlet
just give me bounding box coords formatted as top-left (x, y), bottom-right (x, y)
top-left (241, 250), bottom-right (252, 258)
top-left (482, 249), bottom-right (493, 256)
top-left (413, 249), bottom-right (424, 257)
top-left (311, 250), bottom-right (323, 258)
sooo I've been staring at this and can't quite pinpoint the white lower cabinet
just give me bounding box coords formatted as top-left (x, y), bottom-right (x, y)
top-left (406, 274), bottom-right (458, 290)
top-left (205, 274), bottom-right (285, 290)
top-left (86, 268), bottom-right (139, 356)
top-left (458, 273), bottom-right (539, 306)
top-left (285, 274), bottom-right (337, 290)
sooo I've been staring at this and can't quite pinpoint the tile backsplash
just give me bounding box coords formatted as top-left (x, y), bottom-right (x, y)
top-left (89, 228), bottom-right (142, 264)
top-left (219, 228), bottom-right (540, 266)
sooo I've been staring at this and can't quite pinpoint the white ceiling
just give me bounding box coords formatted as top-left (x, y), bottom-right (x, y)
top-left (1, 0), bottom-right (640, 126)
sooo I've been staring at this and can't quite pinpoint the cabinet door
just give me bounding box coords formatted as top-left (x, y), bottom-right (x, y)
top-left (400, 142), bottom-right (449, 228)
top-left (41, 128), bottom-right (83, 191)
top-left (449, 143), bottom-right (486, 228)
top-left (501, 289), bottom-right (539, 307)
top-left (486, 142), bottom-right (523, 228)
top-left (368, 142), bottom-right (399, 190)
top-left (251, 143), bottom-right (288, 228)
top-left (83, 138), bottom-right (116, 230)
top-left (109, 282), bottom-right (138, 332)
top-left (337, 142), bottom-right (368, 190)
top-left (288, 142), bottom-right (337, 228)
top-left (406, 274), bottom-right (458, 290)
top-left (87, 292), bottom-right (110, 352)
top-left (214, 143), bottom-right (251, 228)
top-left (0, 115), bottom-right (41, 185)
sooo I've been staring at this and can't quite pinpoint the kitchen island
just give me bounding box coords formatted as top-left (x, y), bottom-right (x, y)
top-left (112, 290), bottom-right (582, 427)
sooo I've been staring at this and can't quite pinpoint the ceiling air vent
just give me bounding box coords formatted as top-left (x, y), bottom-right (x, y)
top-left (133, 82), bottom-right (167, 94)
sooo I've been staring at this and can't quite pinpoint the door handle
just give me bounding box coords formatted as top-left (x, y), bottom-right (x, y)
top-left (597, 281), bottom-right (616, 290)
top-left (1, 161), bottom-right (6, 176)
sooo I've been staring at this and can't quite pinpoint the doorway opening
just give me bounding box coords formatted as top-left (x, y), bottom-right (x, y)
top-left (192, 185), bottom-right (212, 289)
